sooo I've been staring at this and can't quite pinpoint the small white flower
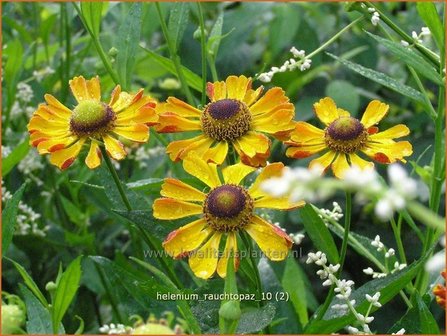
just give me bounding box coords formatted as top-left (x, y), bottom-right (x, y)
top-left (299, 59), bottom-right (312, 71)
top-left (371, 235), bottom-right (385, 251)
top-left (371, 12), bottom-right (380, 26)
top-left (290, 46), bottom-right (306, 58)
top-left (401, 40), bottom-right (410, 47)
top-left (347, 326), bottom-right (359, 334)
top-left (363, 267), bottom-right (374, 275)
top-left (420, 27), bottom-right (430, 36)
top-left (392, 328), bottom-right (406, 335)
top-left (385, 248), bottom-right (395, 258)
top-left (258, 72), bottom-right (272, 83)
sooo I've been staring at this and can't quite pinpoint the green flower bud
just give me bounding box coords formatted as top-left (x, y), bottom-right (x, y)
top-left (131, 323), bottom-right (176, 335)
top-left (108, 47), bottom-right (119, 57)
top-left (1, 304), bottom-right (26, 334)
top-left (45, 281), bottom-right (57, 292)
top-left (219, 300), bottom-right (241, 321)
top-left (193, 27), bottom-right (208, 40)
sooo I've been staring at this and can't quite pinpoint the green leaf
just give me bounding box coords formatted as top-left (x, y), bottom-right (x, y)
top-left (236, 304), bottom-right (276, 334)
top-left (325, 80), bottom-right (360, 116)
top-left (52, 256), bottom-right (83, 334)
top-left (2, 183), bottom-right (26, 255)
top-left (417, 2), bottom-right (445, 51)
top-left (366, 31), bottom-right (443, 85)
top-left (20, 285), bottom-right (63, 334)
top-left (116, 3), bottom-right (142, 89)
top-left (80, 2), bottom-right (104, 37)
top-left (168, 2), bottom-right (190, 54)
top-left (6, 257), bottom-right (48, 307)
top-left (2, 138), bottom-right (30, 177)
top-left (327, 53), bottom-right (426, 105)
top-left (126, 178), bottom-right (164, 191)
top-left (140, 46), bottom-right (203, 91)
top-left (4, 38), bottom-right (24, 108)
top-left (282, 256), bottom-right (309, 325)
top-left (207, 12), bottom-right (224, 56)
top-left (60, 195), bottom-right (86, 227)
top-left (305, 247), bottom-right (433, 334)
top-left (300, 204), bottom-right (340, 264)
top-left (389, 292), bottom-right (440, 334)
top-left (269, 4), bottom-right (300, 57)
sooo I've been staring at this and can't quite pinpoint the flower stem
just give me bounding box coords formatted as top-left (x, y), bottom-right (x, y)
top-left (155, 2), bottom-right (196, 106)
top-left (197, 2), bottom-right (207, 106)
top-left (240, 231), bottom-right (263, 305)
top-left (99, 146), bottom-right (132, 212)
top-left (390, 217), bottom-right (407, 265)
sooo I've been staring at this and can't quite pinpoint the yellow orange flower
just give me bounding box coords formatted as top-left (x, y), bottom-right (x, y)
top-left (155, 75), bottom-right (295, 167)
top-left (28, 76), bottom-right (158, 170)
top-left (285, 97), bottom-right (413, 178)
top-left (433, 270), bottom-right (446, 309)
top-left (153, 152), bottom-right (304, 279)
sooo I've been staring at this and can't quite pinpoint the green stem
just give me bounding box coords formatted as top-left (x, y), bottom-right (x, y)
top-left (240, 231), bottom-right (263, 305)
top-left (390, 217), bottom-right (407, 264)
top-left (207, 55), bottom-right (219, 82)
top-left (99, 146), bottom-right (132, 212)
top-left (94, 263), bottom-right (124, 323)
top-left (408, 67), bottom-right (437, 119)
top-left (197, 2), bottom-right (207, 106)
top-left (155, 2), bottom-right (195, 105)
top-left (72, 3), bottom-right (120, 85)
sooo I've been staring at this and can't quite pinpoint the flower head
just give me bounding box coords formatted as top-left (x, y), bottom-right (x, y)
top-left (155, 75), bottom-right (295, 167)
top-left (433, 269), bottom-right (446, 309)
top-left (285, 97), bottom-right (413, 178)
top-left (28, 76), bottom-right (158, 169)
top-left (153, 152), bottom-right (303, 279)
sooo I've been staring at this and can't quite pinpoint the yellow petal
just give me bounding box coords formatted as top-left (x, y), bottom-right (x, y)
top-left (249, 87), bottom-right (289, 116)
top-left (309, 151), bottom-right (337, 172)
top-left (85, 141), bottom-right (102, 169)
top-left (243, 86), bottom-right (263, 107)
top-left (206, 81), bottom-right (227, 102)
top-left (44, 94), bottom-right (72, 116)
top-left (226, 75), bottom-right (251, 100)
top-left (362, 141), bottom-right (413, 164)
top-left (49, 138), bottom-right (85, 170)
top-left (113, 124), bottom-right (149, 143)
top-left (153, 198), bottom-right (203, 219)
top-left (286, 143), bottom-right (327, 159)
top-left (69, 76), bottom-right (100, 103)
top-left (36, 135), bottom-right (77, 154)
top-left (217, 233), bottom-right (239, 278)
top-left (234, 131), bottom-right (270, 158)
top-left (183, 152), bottom-right (221, 188)
top-left (163, 218), bottom-right (210, 258)
top-left (348, 153), bottom-right (374, 170)
top-left (116, 99), bottom-right (158, 125)
top-left (110, 90), bottom-right (135, 112)
top-left (249, 162), bottom-right (285, 199)
top-left (161, 178), bottom-right (206, 202)
top-left (189, 232), bottom-right (222, 279)
top-left (331, 153), bottom-right (350, 178)
top-left (369, 124), bottom-right (410, 142)
top-left (156, 112), bottom-right (201, 133)
top-left (160, 97), bottom-right (202, 117)
top-left (103, 134), bottom-right (127, 160)
top-left (252, 104), bottom-right (295, 135)
top-left (288, 121), bottom-right (325, 144)
top-left (222, 162), bottom-right (257, 185)
top-left (245, 216), bottom-right (292, 261)
top-left (313, 97), bottom-right (342, 125)
top-left (254, 196), bottom-right (305, 210)
top-left (165, 135), bottom-right (214, 162)
top-left (360, 100), bottom-right (389, 128)
top-left (202, 141), bottom-right (228, 165)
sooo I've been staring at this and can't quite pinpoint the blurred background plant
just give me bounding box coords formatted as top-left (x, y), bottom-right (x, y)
top-left (1, 1), bottom-right (445, 334)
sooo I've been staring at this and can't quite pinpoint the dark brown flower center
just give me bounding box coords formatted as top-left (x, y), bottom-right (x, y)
top-left (70, 100), bottom-right (116, 137)
top-left (325, 117), bottom-right (368, 154)
top-left (204, 184), bottom-right (253, 232)
top-left (201, 99), bottom-right (251, 141)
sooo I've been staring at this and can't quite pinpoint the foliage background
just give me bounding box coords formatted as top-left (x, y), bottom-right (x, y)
top-left (1, 1), bottom-right (445, 334)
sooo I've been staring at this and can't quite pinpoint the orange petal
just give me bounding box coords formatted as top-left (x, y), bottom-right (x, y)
top-left (360, 100), bottom-right (389, 128)
top-left (245, 216), bottom-right (292, 261)
top-left (115, 101), bottom-right (158, 126)
top-left (103, 134), bottom-right (126, 160)
top-left (252, 104), bottom-right (295, 135)
top-left (161, 178), bottom-right (206, 202)
top-left (249, 87), bottom-right (290, 116)
top-left (189, 232), bottom-right (222, 279)
top-left (158, 97), bottom-right (202, 117)
top-left (37, 135), bottom-right (77, 154)
top-left (217, 232), bottom-right (239, 278)
top-left (163, 218), bottom-right (210, 258)
top-left (331, 153), bottom-right (350, 178)
top-left (313, 97), bottom-right (343, 125)
top-left (153, 198), bottom-right (203, 219)
top-left (113, 124), bottom-right (149, 143)
top-left (85, 141), bottom-right (102, 169)
top-left (286, 143), bottom-right (327, 159)
top-left (226, 75), bottom-right (251, 101)
top-left (49, 138), bottom-right (85, 170)
top-left (362, 141), bottom-right (413, 164)
top-left (207, 81), bottom-right (227, 102)
top-left (288, 121), bottom-right (325, 144)
top-left (166, 135), bottom-right (214, 162)
top-left (155, 112), bottom-right (201, 133)
top-left (69, 76), bottom-right (101, 103)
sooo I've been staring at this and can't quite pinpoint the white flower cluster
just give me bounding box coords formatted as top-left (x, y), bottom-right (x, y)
top-left (32, 66), bottom-right (55, 82)
top-left (318, 201), bottom-right (343, 226)
top-left (401, 27), bottom-right (430, 46)
top-left (132, 145), bottom-right (166, 169)
top-left (307, 251), bottom-right (382, 334)
top-left (2, 145), bottom-right (12, 158)
top-left (392, 328), bottom-right (406, 335)
top-left (257, 46), bottom-right (312, 83)
top-left (17, 150), bottom-right (44, 177)
top-left (99, 323), bottom-right (131, 335)
top-left (367, 7), bottom-right (380, 26)
top-left (363, 235), bottom-right (406, 279)
top-left (2, 185), bottom-right (48, 237)
top-left (10, 81), bottom-right (35, 119)
top-left (16, 82), bottom-right (34, 103)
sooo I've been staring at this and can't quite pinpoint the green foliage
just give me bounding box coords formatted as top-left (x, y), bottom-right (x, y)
top-left (2, 139), bottom-right (29, 177)
top-left (2, 184), bottom-right (27, 255)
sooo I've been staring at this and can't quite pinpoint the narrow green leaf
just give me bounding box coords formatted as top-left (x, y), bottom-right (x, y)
top-left (168, 2), bottom-right (190, 54)
top-left (207, 12), bottom-right (224, 56)
top-left (300, 204), bottom-right (339, 264)
top-left (327, 53), bottom-right (426, 105)
top-left (80, 2), bottom-right (103, 37)
top-left (366, 31), bottom-right (443, 85)
top-left (4, 38), bottom-right (24, 98)
top-left (282, 256), bottom-right (309, 325)
top-left (116, 3), bottom-right (142, 89)
top-left (140, 46), bottom-right (203, 91)
top-left (2, 138), bottom-right (30, 177)
top-left (417, 2), bottom-right (445, 51)
top-left (52, 256), bottom-right (83, 334)
top-left (6, 257), bottom-right (48, 307)
top-left (2, 183), bottom-right (26, 255)
top-left (20, 285), bottom-right (55, 334)
top-left (126, 178), bottom-right (164, 191)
